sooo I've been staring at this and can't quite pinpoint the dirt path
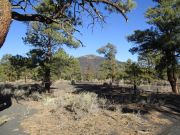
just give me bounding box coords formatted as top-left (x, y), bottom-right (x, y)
top-left (0, 102), bottom-right (35, 135)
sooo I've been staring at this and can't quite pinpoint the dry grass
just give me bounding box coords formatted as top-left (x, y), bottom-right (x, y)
top-left (57, 92), bottom-right (99, 112)
top-left (20, 83), bottom-right (176, 135)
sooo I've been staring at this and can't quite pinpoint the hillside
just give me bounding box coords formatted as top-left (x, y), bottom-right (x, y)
top-left (78, 55), bottom-right (125, 78)
top-left (78, 55), bottom-right (105, 74)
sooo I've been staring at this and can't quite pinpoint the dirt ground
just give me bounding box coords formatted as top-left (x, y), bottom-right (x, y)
top-left (18, 81), bottom-right (180, 135)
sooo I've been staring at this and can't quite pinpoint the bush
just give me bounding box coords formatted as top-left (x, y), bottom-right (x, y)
top-left (30, 92), bottom-right (42, 101)
top-left (13, 89), bottom-right (26, 98)
top-left (0, 88), bottom-right (12, 96)
top-left (54, 92), bottom-right (100, 119)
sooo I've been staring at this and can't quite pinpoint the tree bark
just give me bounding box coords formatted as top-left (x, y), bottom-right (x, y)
top-left (43, 37), bottom-right (52, 93)
top-left (0, 0), bottom-right (12, 48)
top-left (12, 12), bottom-right (54, 24)
top-left (167, 68), bottom-right (179, 94)
top-left (44, 67), bottom-right (51, 93)
top-left (24, 76), bottom-right (27, 83)
top-left (133, 82), bottom-right (137, 95)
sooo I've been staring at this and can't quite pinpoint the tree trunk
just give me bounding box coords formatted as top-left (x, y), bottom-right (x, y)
top-left (167, 68), bottom-right (179, 94)
top-left (0, 0), bottom-right (12, 47)
top-left (24, 76), bottom-right (27, 83)
top-left (43, 37), bottom-right (52, 93)
top-left (44, 67), bottom-right (51, 93)
top-left (133, 82), bottom-right (137, 95)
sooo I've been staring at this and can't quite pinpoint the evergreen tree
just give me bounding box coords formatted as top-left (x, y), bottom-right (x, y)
top-left (64, 57), bottom-right (81, 81)
top-left (137, 52), bottom-right (158, 84)
top-left (97, 43), bottom-right (119, 83)
top-left (24, 21), bottom-right (79, 92)
top-left (51, 49), bottom-right (81, 81)
top-left (9, 55), bottom-right (30, 81)
top-left (23, 1), bottom-right (81, 92)
top-left (1, 0), bottom-right (136, 47)
top-left (128, 0), bottom-right (180, 94)
top-left (124, 59), bottom-right (143, 93)
top-left (0, 54), bottom-right (16, 82)
top-left (83, 64), bottom-right (95, 81)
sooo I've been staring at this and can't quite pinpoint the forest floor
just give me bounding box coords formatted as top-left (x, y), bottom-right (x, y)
top-left (0, 81), bottom-right (180, 135)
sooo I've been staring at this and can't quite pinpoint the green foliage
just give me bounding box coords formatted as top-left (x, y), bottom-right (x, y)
top-left (83, 64), bottom-right (95, 81)
top-left (0, 49), bottom-right (81, 82)
top-left (10, 0), bottom-right (136, 24)
top-left (51, 49), bottom-right (69, 80)
top-left (0, 54), bottom-right (16, 82)
top-left (23, 7), bottom-right (81, 91)
top-left (66, 57), bottom-right (81, 81)
top-left (124, 60), bottom-right (143, 89)
top-left (97, 43), bottom-right (119, 82)
top-left (9, 55), bottom-right (30, 80)
top-left (128, 0), bottom-right (180, 93)
top-left (51, 49), bottom-right (81, 81)
top-left (105, 0), bottom-right (136, 13)
top-left (137, 52), bottom-right (159, 83)
top-left (0, 54), bottom-right (41, 82)
top-left (24, 21), bottom-right (80, 49)
top-left (97, 43), bottom-right (117, 60)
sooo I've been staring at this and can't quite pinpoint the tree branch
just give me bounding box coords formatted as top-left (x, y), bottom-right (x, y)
top-left (90, 0), bottom-right (128, 21)
top-left (12, 11), bottom-right (54, 24)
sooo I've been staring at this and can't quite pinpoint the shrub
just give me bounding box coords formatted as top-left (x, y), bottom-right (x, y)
top-left (54, 92), bottom-right (100, 119)
top-left (0, 88), bottom-right (12, 96)
top-left (13, 89), bottom-right (26, 98)
top-left (30, 92), bottom-right (42, 101)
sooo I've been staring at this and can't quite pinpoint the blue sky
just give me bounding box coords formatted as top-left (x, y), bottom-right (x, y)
top-left (0, 0), bottom-right (155, 62)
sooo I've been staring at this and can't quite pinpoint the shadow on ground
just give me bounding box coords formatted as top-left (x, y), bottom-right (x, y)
top-left (0, 83), bottom-right (48, 111)
top-left (73, 83), bottom-right (180, 116)
top-left (0, 95), bottom-right (12, 111)
top-left (74, 83), bottom-right (180, 135)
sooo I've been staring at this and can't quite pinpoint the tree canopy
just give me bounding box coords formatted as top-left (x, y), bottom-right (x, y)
top-left (128, 0), bottom-right (180, 94)
top-left (0, 0), bottom-right (136, 47)
top-left (97, 43), bottom-right (118, 83)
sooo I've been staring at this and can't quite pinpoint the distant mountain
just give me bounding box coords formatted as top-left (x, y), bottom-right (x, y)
top-left (78, 54), bottom-right (125, 76)
top-left (78, 55), bottom-right (105, 74)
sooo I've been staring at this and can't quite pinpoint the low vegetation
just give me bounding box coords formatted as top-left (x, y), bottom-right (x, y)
top-left (19, 82), bottom-right (178, 135)
top-left (0, 0), bottom-right (180, 135)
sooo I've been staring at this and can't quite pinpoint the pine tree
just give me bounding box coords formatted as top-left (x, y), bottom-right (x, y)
top-left (0, 54), bottom-right (16, 82)
top-left (124, 59), bottom-right (143, 93)
top-left (51, 49), bottom-right (81, 81)
top-left (24, 20), bottom-right (80, 92)
top-left (128, 0), bottom-right (180, 94)
top-left (1, 0), bottom-right (136, 47)
top-left (97, 43), bottom-right (119, 83)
